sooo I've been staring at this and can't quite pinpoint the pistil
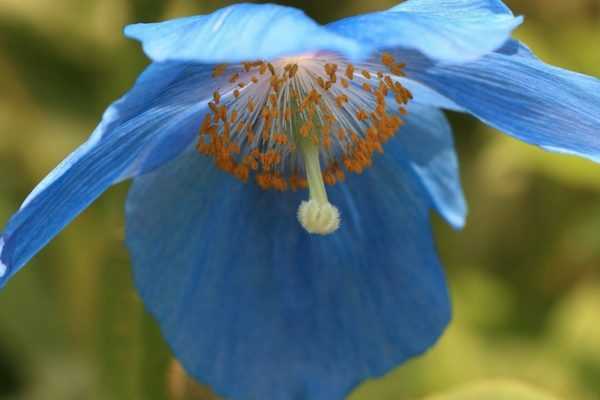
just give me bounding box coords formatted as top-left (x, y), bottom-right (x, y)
top-left (297, 141), bottom-right (340, 235)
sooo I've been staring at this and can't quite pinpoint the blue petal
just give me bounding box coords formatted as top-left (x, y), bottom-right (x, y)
top-left (126, 149), bottom-right (451, 400)
top-left (0, 62), bottom-right (216, 287)
top-left (124, 4), bottom-right (366, 64)
top-left (406, 40), bottom-right (600, 162)
top-left (400, 78), bottom-right (464, 112)
top-left (389, 0), bottom-right (513, 15)
top-left (327, 0), bottom-right (522, 63)
top-left (388, 104), bottom-right (467, 229)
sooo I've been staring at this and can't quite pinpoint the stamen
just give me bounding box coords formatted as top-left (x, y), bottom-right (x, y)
top-left (297, 141), bottom-right (340, 235)
top-left (196, 53), bottom-right (412, 235)
top-left (212, 64), bottom-right (227, 78)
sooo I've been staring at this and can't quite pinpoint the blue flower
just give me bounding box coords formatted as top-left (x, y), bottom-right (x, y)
top-left (1, 1), bottom-right (599, 399)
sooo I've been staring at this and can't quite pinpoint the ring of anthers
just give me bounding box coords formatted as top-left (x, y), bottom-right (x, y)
top-left (196, 52), bottom-right (412, 235)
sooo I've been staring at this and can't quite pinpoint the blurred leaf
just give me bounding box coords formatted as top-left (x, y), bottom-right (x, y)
top-left (424, 380), bottom-right (560, 400)
top-left (139, 311), bottom-right (172, 400)
top-left (129, 0), bottom-right (169, 22)
top-left (549, 284), bottom-right (600, 361)
top-left (478, 134), bottom-right (600, 193)
top-left (0, 16), bottom-right (109, 117)
top-left (547, 284), bottom-right (600, 397)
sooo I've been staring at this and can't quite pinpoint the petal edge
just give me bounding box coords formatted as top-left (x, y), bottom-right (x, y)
top-left (125, 4), bottom-right (367, 64)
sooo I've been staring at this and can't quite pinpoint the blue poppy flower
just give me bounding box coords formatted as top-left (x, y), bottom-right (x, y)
top-left (1, 1), bottom-right (599, 399)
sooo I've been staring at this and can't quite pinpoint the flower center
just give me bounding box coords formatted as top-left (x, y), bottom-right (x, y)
top-left (196, 52), bottom-right (412, 235)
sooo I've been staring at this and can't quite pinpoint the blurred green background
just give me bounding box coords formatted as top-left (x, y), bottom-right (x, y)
top-left (0, 0), bottom-right (599, 399)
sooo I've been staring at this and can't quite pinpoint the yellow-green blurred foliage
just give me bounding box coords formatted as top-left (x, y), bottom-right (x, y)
top-left (0, 1), bottom-right (599, 399)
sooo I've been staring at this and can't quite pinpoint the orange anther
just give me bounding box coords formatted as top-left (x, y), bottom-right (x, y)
top-left (381, 52), bottom-right (395, 66)
top-left (336, 95), bottom-right (348, 108)
top-left (334, 166), bottom-right (345, 182)
top-left (356, 109), bottom-right (369, 121)
top-left (324, 63), bottom-right (338, 76)
top-left (200, 114), bottom-right (212, 134)
top-left (384, 76), bottom-right (395, 89)
top-left (323, 172), bottom-right (336, 186)
top-left (270, 76), bottom-right (282, 92)
top-left (300, 123), bottom-right (311, 137)
top-left (212, 64), bottom-right (227, 78)
top-left (323, 135), bottom-right (332, 150)
top-left (345, 64), bottom-right (355, 80)
top-left (246, 129), bottom-right (255, 144)
top-left (390, 63), bottom-right (406, 76)
top-left (228, 142), bottom-right (241, 154)
top-left (273, 134), bottom-right (288, 145)
top-left (247, 98), bottom-right (256, 113)
top-left (234, 164), bottom-right (250, 182)
top-left (219, 105), bottom-right (227, 122)
top-left (262, 108), bottom-right (271, 120)
top-left (317, 77), bottom-right (326, 89)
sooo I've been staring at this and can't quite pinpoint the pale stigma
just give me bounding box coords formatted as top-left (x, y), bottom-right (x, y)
top-left (297, 142), bottom-right (340, 235)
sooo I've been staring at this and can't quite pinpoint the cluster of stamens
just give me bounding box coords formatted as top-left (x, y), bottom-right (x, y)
top-left (196, 52), bottom-right (412, 235)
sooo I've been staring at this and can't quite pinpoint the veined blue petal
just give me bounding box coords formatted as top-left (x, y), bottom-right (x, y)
top-left (124, 4), bottom-right (366, 64)
top-left (407, 41), bottom-right (600, 162)
top-left (126, 149), bottom-right (451, 400)
top-left (388, 104), bottom-right (466, 229)
top-left (327, 0), bottom-right (522, 63)
top-left (0, 62), bottom-right (217, 287)
top-left (389, 0), bottom-right (514, 15)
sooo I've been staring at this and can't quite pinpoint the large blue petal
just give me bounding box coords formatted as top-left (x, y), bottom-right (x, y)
top-left (406, 40), bottom-right (600, 162)
top-left (388, 104), bottom-right (466, 229)
top-left (327, 0), bottom-right (522, 63)
top-left (124, 3), bottom-right (366, 64)
top-left (0, 62), bottom-right (219, 287)
top-left (126, 148), bottom-right (451, 400)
